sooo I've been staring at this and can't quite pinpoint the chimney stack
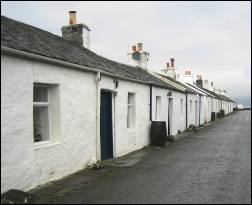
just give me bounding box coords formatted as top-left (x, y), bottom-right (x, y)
top-left (196, 75), bottom-right (203, 87)
top-left (127, 43), bottom-right (149, 69)
top-left (183, 70), bottom-right (193, 84)
top-left (209, 81), bottom-right (214, 91)
top-left (61, 11), bottom-right (91, 49)
top-left (137, 43), bottom-right (143, 51)
top-left (161, 58), bottom-right (176, 79)
top-left (203, 79), bottom-right (209, 90)
top-left (170, 58), bottom-right (175, 67)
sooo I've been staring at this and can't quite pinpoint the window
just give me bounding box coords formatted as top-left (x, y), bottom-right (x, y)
top-left (127, 93), bottom-right (136, 128)
top-left (33, 84), bottom-right (50, 142)
top-left (190, 100), bottom-right (192, 115)
top-left (155, 96), bottom-right (161, 120)
top-left (33, 83), bottom-right (60, 143)
top-left (180, 99), bottom-right (183, 116)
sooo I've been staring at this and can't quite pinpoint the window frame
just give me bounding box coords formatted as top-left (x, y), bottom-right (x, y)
top-left (33, 83), bottom-right (51, 143)
top-left (180, 99), bottom-right (183, 117)
top-left (127, 93), bottom-right (136, 129)
top-left (155, 96), bottom-right (161, 120)
top-left (190, 100), bottom-right (192, 115)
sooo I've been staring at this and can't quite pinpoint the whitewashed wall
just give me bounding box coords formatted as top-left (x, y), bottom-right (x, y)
top-left (151, 87), bottom-right (187, 135)
top-left (186, 93), bottom-right (198, 127)
top-left (99, 76), bottom-right (150, 158)
top-left (1, 54), bottom-right (152, 193)
top-left (1, 54), bottom-right (98, 193)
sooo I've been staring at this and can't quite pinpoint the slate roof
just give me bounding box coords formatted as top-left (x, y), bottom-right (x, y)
top-left (200, 87), bottom-right (234, 102)
top-left (187, 83), bottom-right (217, 97)
top-left (156, 73), bottom-right (198, 94)
top-left (1, 16), bottom-right (182, 92)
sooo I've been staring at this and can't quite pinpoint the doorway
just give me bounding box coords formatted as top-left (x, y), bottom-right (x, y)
top-left (100, 91), bottom-right (113, 160)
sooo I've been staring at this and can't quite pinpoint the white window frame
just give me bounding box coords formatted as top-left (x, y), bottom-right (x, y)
top-left (190, 100), bottom-right (192, 115)
top-left (155, 96), bottom-right (161, 120)
top-left (33, 84), bottom-right (50, 143)
top-left (127, 93), bottom-right (136, 129)
top-left (180, 99), bottom-right (183, 117)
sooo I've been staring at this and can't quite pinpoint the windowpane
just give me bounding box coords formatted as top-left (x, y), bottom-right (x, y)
top-left (190, 100), bottom-right (192, 114)
top-left (127, 106), bottom-right (131, 128)
top-left (33, 106), bottom-right (49, 142)
top-left (34, 86), bottom-right (48, 102)
top-left (156, 96), bottom-right (161, 120)
top-left (128, 93), bottom-right (134, 105)
top-left (180, 99), bottom-right (183, 116)
top-left (127, 93), bottom-right (135, 128)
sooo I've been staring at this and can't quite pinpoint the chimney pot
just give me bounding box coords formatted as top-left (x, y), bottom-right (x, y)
top-left (167, 62), bottom-right (170, 68)
top-left (132, 45), bottom-right (137, 52)
top-left (69, 11), bottom-right (77, 25)
top-left (185, 70), bottom-right (191, 75)
top-left (170, 58), bottom-right (175, 67)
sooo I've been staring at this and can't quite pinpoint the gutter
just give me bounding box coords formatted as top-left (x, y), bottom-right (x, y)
top-left (149, 84), bottom-right (153, 121)
top-left (185, 92), bottom-right (188, 128)
top-left (95, 72), bottom-right (101, 160)
top-left (148, 70), bottom-right (186, 92)
top-left (199, 95), bottom-right (201, 126)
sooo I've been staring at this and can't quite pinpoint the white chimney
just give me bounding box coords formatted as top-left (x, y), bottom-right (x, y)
top-left (221, 89), bottom-right (226, 96)
top-left (161, 58), bottom-right (177, 79)
top-left (127, 43), bottom-right (149, 69)
top-left (214, 88), bottom-right (222, 94)
top-left (203, 80), bottom-right (209, 90)
top-left (183, 70), bottom-right (193, 84)
top-left (209, 82), bottom-right (214, 91)
top-left (61, 11), bottom-right (91, 49)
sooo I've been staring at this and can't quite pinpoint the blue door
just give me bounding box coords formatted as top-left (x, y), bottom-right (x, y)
top-left (100, 91), bottom-right (113, 160)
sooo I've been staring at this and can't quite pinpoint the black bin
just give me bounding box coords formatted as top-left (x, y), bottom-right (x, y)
top-left (211, 112), bottom-right (216, 121)
top-left (150, 121), bottom-right (167, 146)
top-left (220, 109), bottom-right (225, 117)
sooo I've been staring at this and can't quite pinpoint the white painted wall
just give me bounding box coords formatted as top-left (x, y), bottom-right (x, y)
top-left (151, 87), bottom-right (188, 135)
top-left (1, 53), bottom-right (234, 194)
top-left (187, 93), bottom-right (198, 127)
top-left (1, 54), bottom-right (98, 193)
top-left (99, 76), bottom-right (150, 158)
top-left (1, 54), bottom-right (152, 193)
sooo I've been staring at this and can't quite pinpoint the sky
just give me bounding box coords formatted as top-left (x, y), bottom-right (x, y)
top-left (1, 1), bottom-right (251, 106)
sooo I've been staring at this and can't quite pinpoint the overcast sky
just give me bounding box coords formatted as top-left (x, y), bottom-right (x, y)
top-left (1, 1), bottom-right (251, 105)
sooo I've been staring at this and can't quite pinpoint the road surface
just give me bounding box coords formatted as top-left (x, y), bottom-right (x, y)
top-left (31, 110), bottom-right (251, 204)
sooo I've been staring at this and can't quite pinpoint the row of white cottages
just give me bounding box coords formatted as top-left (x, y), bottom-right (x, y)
top-left (1, 14), bottom-right (236, 193)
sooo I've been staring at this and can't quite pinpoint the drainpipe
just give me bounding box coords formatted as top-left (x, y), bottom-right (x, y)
top-left (185, 92), bottom-right (188, 129)
top-left (113, 90), bottom-right (117, 158)
top-left (149, 84), bottom-right (153, 121)
top-left (96, 71), bottom-right (101, 160)
top-left (199, 95), bottom-right (201, 126)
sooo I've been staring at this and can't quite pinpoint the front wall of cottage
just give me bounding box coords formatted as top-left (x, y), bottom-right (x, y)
top-left (1, 54), bottom-right (97, 193)
top-left (186, 93), bottom-right (198, 127)
top-left (152, 87), bottom-right (187, 135)
top-left (99, 76), bottom-right (150, 158)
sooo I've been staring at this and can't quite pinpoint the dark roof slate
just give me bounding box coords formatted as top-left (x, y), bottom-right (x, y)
top-left (1, 16), bottom-right (181, 91)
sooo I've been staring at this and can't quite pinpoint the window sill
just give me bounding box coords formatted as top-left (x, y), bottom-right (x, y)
top-left (127, 128), bottom-right (136, 132)
top-left (34, 141), bottom-right (61, 150)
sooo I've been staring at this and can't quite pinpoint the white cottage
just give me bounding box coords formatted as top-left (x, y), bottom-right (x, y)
top-left (1, 12), bottom-right (236, 194)
top-left (1, 13), bottom-right (186, 193)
